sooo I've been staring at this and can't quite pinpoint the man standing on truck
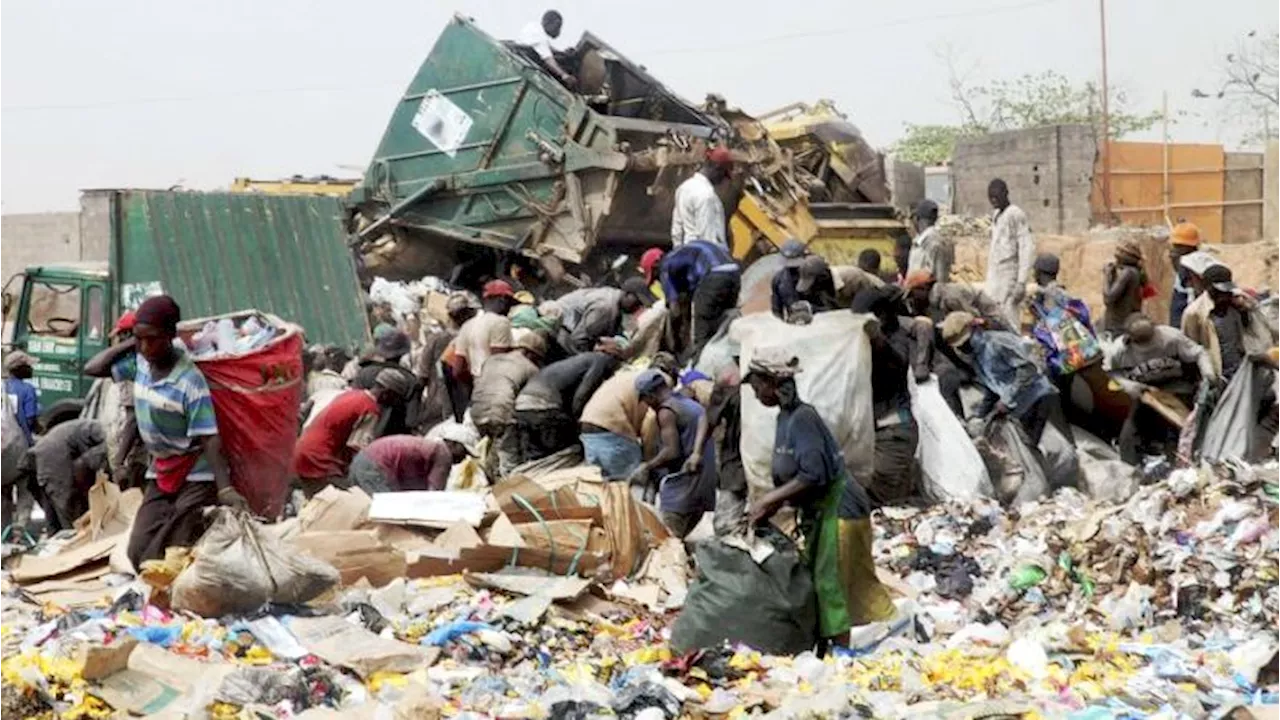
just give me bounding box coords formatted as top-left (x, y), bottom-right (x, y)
top-left (519, 10), bottom-right (577, 89)
top-left (985, 178), bottom-right (1036, 329)
top-left (103, 296), bottom-right (248, 568)
top-left (671, 147), bottom-right (734, 249)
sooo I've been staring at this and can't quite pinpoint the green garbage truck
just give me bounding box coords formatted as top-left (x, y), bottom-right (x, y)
top-left (3, 189), bottom-right (369, 427)
top-left (347, 14), bottom-right (737, 280)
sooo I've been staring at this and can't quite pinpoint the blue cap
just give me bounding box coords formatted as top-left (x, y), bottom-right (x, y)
top-left (633, 368), bottom-right (669, 397)
top-left (779, 238), bottom-right (807, 260)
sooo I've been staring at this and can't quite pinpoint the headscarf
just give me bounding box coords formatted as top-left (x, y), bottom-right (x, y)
top-left (135, 295), bottom-right (181, 335)
top-left (1115, 239), bottom-right (1143, 264)
top-left (746, 347), bottom-right (801, 380)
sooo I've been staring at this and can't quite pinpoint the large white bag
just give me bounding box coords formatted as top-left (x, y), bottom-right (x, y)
top-left (909, 377), bottom-right (992, 502)
top-left (731, 312), bottom-right (874, 494)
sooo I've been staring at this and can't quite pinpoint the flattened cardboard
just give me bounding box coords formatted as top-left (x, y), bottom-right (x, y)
top-left (298, 486), bottom-right (372, 533)
top-left (432, 522), bottom-right (483, 551)
top-left (513, 519), bottom-right (609, 555)
top-left (79, 637), bottom-right (139, 680)
top-left (94, 643), bottom-right (232, 716)
top-left (465, 570), bottom-right (591, 600)
top-left (11, 536), bottom-right (118, 584)
top-left (289, 615), bottom-right (438, 678)
top-left (367, 491), bottom-right (487, 528)
top-left (482, 513), bottom-right (526, 548)
top-left (292, 530), bottom-right (406, 588)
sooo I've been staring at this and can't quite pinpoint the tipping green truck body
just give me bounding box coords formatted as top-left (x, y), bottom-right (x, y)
top-left (348, 14), bottom-right (731, 272)
top-left (5, 189), bottom-right (369, 423)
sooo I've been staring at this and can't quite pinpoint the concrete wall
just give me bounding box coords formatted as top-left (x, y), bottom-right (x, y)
top-left (884, 156), bottom-right (925, 213)
top-left (1224, 152), bottom-right (1265, 244)
top-left (951, 124), bottom-right (1098, 235)
top-left (78, 192), bottom-right (113, 264)
top-left (1266, 141), bottom-right (1278, 241)
top-left (1, 212), bottom-right (84, 283)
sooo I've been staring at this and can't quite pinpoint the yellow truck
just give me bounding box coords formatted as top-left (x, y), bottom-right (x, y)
top-left (729, 100), bottom-right (909, 269)
top-left (229, 176), bottom-right (358, 197)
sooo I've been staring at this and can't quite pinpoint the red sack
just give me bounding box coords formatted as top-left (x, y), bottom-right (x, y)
top-left (186, 315), bottom-right (303, 518)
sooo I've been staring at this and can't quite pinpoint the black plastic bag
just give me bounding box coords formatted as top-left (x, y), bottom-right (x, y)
top-left (670, 528), bottom-right (816, 655)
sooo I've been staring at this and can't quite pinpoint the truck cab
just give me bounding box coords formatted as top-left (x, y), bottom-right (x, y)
top-left (3, 262), bottom-right (112, 426)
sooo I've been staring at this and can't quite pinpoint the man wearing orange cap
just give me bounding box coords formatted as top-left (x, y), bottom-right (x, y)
top-left (1168, 222), bottom-right (1202, 327)
top-left (671, 146), bottom-right (735, 249)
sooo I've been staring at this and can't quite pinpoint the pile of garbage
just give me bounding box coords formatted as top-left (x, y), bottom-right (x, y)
top-left (186, 313), bottom-right (285, 359)
top-left (2, 462), bottom-right (1277, 718)
top-left (935, 214), bottom-right (992, 239)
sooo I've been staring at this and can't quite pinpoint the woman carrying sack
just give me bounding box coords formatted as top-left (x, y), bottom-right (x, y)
top-left (744, 349), bottom-right (896, 645)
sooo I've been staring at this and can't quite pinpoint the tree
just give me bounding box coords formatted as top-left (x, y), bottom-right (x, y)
top-left (1192, 30), bottom-right (1278, 147)
top-left (891, 69), bottom-right (1161, 163)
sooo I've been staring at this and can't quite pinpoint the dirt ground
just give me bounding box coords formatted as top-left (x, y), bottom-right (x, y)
top-left (951, 230), bottom-right (1278, 325)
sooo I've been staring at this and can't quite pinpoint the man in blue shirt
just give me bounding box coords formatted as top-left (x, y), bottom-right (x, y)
top-left (658, 238), bottom-right (740, 359)
top-left (4, 351), bottom-right (40, 444)
top-left (940, 310), bottom-right (1071, 447)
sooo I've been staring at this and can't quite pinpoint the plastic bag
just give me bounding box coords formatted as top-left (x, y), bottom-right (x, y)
top-left (909, 376), bottom-right (992, 502)
top-left (1037, 423), bottom-right (1080, 491)
top-left (670, 529), bottom-right (816, 655)
top-left (1200, 358), bottom-right (1274, 462)
top-left (733, 311), bottom-right (873, 494)
top-left (979, 417), bottom-right (1050, 507)
top-left (171, 508), bottom-right (339, 617)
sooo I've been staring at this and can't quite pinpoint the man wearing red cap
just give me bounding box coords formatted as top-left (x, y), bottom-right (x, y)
top-left (638, 248), bottom-right (665, 300)
top-left (443, 281), bottom-right (516, 420)
top-left (670, 146), bottom-right (735, 249)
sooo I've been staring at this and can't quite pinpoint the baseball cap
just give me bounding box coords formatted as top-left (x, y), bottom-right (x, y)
top-left (779, 238), bottom-right (807, 267)
top-left (112, 311), bottom-right (137, 337)
top-left (633, 368), bottom-right (669, 397)
top-left (482, 279), bottom-right (515, 299)
top-left (795, 255), bottom-right (829, 293)
top-left (706, 146), bottom-right (734, 169)
top-left (620, 277), bottom-right (656, 306)
top-left (1202, 264), bottom-right (1236, 293)
top-left (940, 311), bottom-right (975, 348)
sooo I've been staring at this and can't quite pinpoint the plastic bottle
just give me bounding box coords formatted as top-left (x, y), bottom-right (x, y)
top-left (215, 318), bottom-right (237, 354)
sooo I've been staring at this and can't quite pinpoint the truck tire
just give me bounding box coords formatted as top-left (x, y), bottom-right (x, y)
top-left (40, 399), bottom-right (85, 432)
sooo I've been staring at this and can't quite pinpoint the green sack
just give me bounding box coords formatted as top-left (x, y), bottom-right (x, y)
top-left (670, 529), bottom-right (817, 655)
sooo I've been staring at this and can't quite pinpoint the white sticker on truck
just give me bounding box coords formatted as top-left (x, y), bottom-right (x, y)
top-left (121, 281), bottom-right (165, 310)
top-left (411, 90), bottom-right (473, 157)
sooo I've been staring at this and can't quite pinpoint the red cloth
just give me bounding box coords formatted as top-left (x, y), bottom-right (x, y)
top-left (153, 452), bottom-right (200, 493)
top-left (292, 389), bottom-right (379, 480)
top-left (193, 324), bottom-right (304, 518)
top-left (362, 436), bottom-right (453, 491)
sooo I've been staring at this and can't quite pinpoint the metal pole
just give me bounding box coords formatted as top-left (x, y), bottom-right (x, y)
top-left (1162, 91), bottom-right (1171, 226)
top-left (1099, 0), bottom-right (1112, 222)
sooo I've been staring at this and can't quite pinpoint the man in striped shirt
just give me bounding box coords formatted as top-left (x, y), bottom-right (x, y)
top-left (102, 296), bottom-right (246, 568)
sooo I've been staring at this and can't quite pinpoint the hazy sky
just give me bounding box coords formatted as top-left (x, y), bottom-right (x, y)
top-left (2, 0), bottom-right (1275, 212)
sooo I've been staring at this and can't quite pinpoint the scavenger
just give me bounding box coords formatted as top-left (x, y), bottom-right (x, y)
top-left (115, 295), bottom-right (245, 568)
top-left (985, 178), bottom-right (1036, 328)
top-left (628, 369), bottom-right (715, 539)
top-left (671, 147), bottom-right (734, 248)
top-left (291, 369), bottom-right (408, 498)
top-left (743, 350), bottom-right (896, 644)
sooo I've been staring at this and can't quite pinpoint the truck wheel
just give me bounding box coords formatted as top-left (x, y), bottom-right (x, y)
top-left (40, 400), bottom-right (85, 432)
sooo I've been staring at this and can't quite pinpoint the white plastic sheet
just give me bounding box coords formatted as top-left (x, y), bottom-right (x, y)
top-left (909, 376), bottom-right (992, 503)
top-left (732, 312), bottom-right (874, 494)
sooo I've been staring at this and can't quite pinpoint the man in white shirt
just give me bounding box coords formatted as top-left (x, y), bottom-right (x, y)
top-left (519, 10), bottom-right (576, 89)
top-left (670, 146), bottom-right (735, 249)
top-left (985, 178), bottom-right (1035, 328)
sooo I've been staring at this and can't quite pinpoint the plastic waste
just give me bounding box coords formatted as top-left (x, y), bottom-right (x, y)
top-left (1008, 564), bottom-right (1048, 590)
top-left (423, 620), bottom-right (493, 647)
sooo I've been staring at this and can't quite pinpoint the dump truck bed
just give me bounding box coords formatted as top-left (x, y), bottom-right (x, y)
top-left (348, 15), bottom-right (728, 269)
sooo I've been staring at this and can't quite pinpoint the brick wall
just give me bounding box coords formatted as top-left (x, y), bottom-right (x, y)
top-left (884, 156), bottom-right (925, 213)
top-left (951, 124), bottom-right (1098, 235)
top-left (1224, 152), bottom-right (1264, 244)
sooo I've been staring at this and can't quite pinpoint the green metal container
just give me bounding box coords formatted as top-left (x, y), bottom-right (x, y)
top-left (10, 190), bottom-right (368, 415)
top-left (349, 14), bottom-right (726, 266)
top-left (106, 190), bottom-right (368, 348)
